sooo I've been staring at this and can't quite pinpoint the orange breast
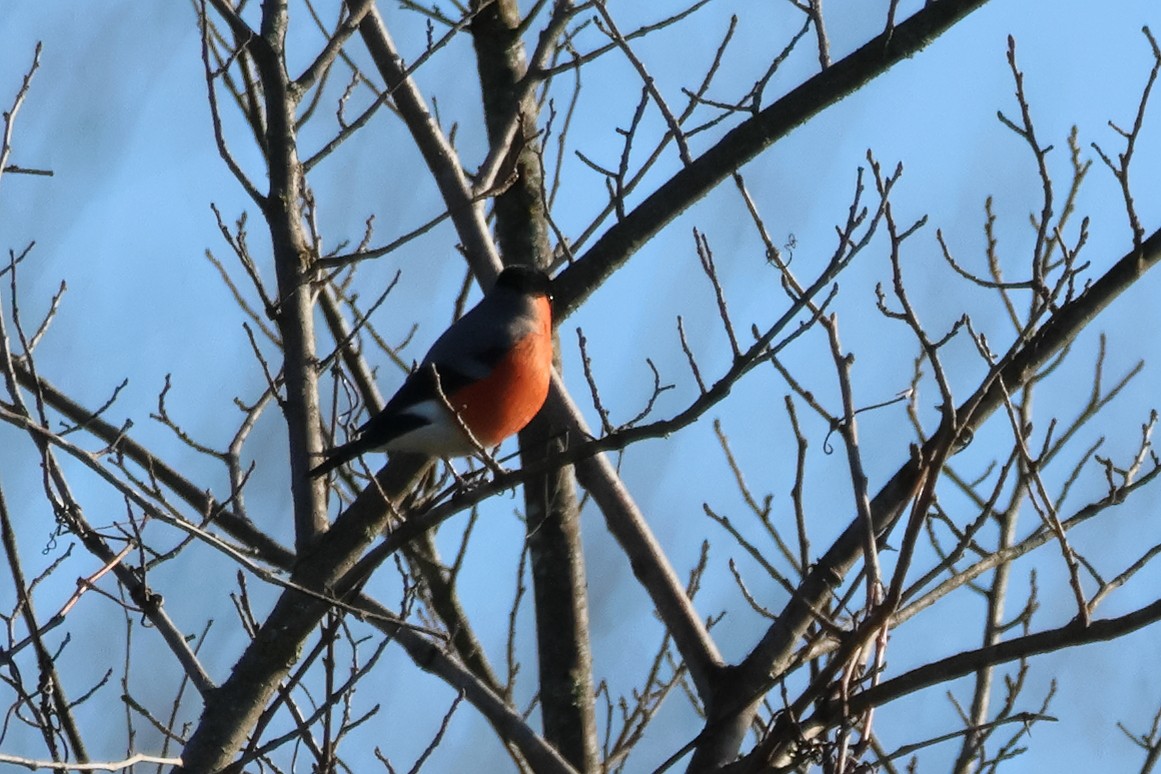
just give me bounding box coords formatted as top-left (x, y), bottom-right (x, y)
top-left (446, 296), bottom-right (552, 447)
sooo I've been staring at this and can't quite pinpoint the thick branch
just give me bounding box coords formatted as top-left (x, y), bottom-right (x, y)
top-left (551, 0), bottom-right (994, 318)
top-left (175, 456), bottom-right (428, 772)
top-left (551, 374), bottom-right (726, 693)
top-left (225, 0), bottom-right (328, 551)
top-left (469, 0), bottom-right (599, 768)
top-left (829, 593), bottom-right (1161, 730)
top-left (351, 2), bottom-right (502, 278)
top-left (697, 227), bottom-right (1161, 768)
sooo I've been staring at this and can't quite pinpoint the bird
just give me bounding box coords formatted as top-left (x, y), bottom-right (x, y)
top-left (310, 264), bottom-right (554, 478)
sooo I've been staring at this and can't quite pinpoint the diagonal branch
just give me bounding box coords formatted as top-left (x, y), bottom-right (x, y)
top-left (831, 593), bottom-right (1161, 729)
top-left (551, 0), bottom-right (995, 318)
top-left (350, 1), bottom-right (502, 278)
top-left (695, 226), bottom-right (1161, 768)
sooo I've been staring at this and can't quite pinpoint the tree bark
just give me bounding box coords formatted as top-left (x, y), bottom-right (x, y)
top-left (471, 1), bottom-right (599, 768)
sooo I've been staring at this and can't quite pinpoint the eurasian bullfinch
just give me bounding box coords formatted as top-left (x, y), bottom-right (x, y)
top-left (310, 265), bottom-right (554, 478)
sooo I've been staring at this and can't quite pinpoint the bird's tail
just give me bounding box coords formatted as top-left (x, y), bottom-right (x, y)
top-left (309, 439), bottom-right (366, 478)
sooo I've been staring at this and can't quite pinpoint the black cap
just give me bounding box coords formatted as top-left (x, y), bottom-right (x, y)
top-left (496, 264), bottom-right (552, 298)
